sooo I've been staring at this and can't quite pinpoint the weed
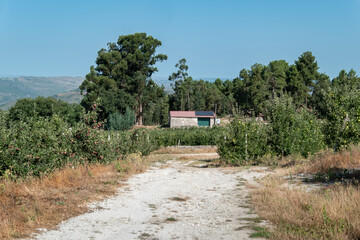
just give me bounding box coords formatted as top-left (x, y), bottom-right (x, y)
top-left (166, 217), bottom-right (177, 222)
top-left (148, 204), bottom-right (156, 210)
top-left (169, 197), bottom-right (189, 202)
top-left (249, 226), bottom-right (271, 238)
top-left (239, 217), bottom-right (262, 223)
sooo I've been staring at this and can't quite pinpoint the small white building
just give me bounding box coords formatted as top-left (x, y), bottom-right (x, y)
top-left (169, 111), bottom-right (216, 128)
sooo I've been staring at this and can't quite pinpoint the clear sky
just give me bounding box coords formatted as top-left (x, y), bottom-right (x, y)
top-left (0, 0), bottom-right (359, 80)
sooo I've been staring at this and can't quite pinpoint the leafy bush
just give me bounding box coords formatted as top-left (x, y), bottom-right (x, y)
top-left (322, 88), bottom-right (360, 150)
top-left (1, 102), bottom-right (227, 178)
top-left (0, 115), bottom-right (73, 176)
top-left (106, 108), bottom-right (135, 131)
top-left (267, 96), bottom-right (324, 157)
top-left (217, 120), bottom-right (270, 165)
top-left (217, 96), bottom-right (325, 165)
top-left (148, 126), bottom-right (226, 147)
top-left (8, 97), bottom-right (83, 126)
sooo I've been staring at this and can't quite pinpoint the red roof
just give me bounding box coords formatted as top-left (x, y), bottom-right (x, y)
top-left (169, 111), bottom-right (215, 118)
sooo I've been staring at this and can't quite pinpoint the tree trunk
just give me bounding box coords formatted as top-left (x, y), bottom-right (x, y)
top-left (187, 91), bottom-right (190, 110)
top-left (138, 94), bottom-right (143, 126)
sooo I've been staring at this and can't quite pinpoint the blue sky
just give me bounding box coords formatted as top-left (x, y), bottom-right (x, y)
top-left (0, 0), bottom-right (359, 80)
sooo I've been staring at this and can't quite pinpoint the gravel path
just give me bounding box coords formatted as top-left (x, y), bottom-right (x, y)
top-left (31, 157), bottom-right (269, 240)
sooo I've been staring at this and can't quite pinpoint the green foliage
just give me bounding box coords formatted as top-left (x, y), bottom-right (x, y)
top-left (169, 59), bottom-right (235, 116)
top-left (266, 60), bottom-right (288, 98)
top-left (322, 88), bottom-right (360, 149)
top-left (309, 73), bottom-right (331, 117)
top-left (217, 120), bottom-right (270, 165)
top-left (80, 33), bottom-right (168, 125)
top-left (266, 96), bottom-right (324, 157)
top-left (8, 97), bottom-right (83, 126)
top-left (0, 115), bottom-right (73, 176)
top-left (106, 108), bottom-right (135, 131)
top-left (0, 102), bottom-right (226, 178)
top-left (217, 96), bottom-right (325, 165)
top-left (149, 126), bottom-right (226, 147)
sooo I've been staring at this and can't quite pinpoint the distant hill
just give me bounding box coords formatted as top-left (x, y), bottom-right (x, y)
top-left (0, 76), bottom-right (84, 109)
top-left (0, 75), bottom-right (231, 110)
top-left (51, 88), bottom-right (83, 104)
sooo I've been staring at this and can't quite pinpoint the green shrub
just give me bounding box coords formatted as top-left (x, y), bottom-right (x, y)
top-left (8, 97), bottom-right (83, 126)
top-left (217, 96), bottom-right (325, 165)
top-left (0, 115), bottom-right (73, 176)
top-left (267, 96), bottom-right (325, 157)
top-left (148, 126), bottom-right (226, 147)
top-left (217, 119), bottom-right (270, 165)
top-left (106, 108), bottom-right (135, 131)
top-left (322, 88), bottom-right (360, 150)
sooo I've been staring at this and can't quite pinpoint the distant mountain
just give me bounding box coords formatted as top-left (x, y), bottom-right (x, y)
top-left (0, 75), bottom-right (232, 110)
top-left (51, 88), bottom-right (83, 104)
top-left (152, 76), bottom-right (172, 92)
top-left (0, 74), bottom-right (19, 78)
top-left (0, 76), bottom-right (84, 109)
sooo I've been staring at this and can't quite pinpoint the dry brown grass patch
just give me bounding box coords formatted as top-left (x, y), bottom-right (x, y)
top-left (250, 147), bottom-right (360, 239)
top-left (152, 146), bottom-right (217, 154)
top-left (177, 155), bottom-right (219, 161)
top-left (252, 180), bottom-right (360, 240)
top-left (293, 147), bottom-right (360, 175)
top-left (0, 154), bottom-right (149, 239)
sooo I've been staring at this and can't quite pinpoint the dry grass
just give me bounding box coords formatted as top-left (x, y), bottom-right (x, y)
top-left (152, 146), bottom-right (217, 154)
top-left (0, 154), bottom-right (148, 239)
top-left (252, 181), bottom-right (360, 239)
top-left (294, 147), bottom-right (360, 175)
top-left (251, 147), bottom-right (360, 240)
top-left (177, 155), bottom-right (219, 161)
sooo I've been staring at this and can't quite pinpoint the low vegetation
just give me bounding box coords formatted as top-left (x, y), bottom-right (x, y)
top-left (0, 105), bottom-right (226, 178)
top-left (251, 147), bottom-right (360, 240)
top-left (0, 153), bottom-right (147, 239)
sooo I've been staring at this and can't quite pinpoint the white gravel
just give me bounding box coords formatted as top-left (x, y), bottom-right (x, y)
top-left (30, 158), bottom-right (270, 240)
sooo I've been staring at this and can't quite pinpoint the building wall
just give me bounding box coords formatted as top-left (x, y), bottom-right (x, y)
top-left (170, 117), bottom-right (198, 128)
top-left (210, 118), bottom-right (215, 127)
top-left (170, 117), bottom-right (216, 128)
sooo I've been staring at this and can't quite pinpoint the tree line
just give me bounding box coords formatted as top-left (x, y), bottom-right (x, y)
top-left (6, 33), bottom-right (360, 129)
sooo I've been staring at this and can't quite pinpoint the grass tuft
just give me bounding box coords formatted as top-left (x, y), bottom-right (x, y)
top-left (169, 196), bottom-right (189, 202)
top-left (165, 217), bottom-right (178, 222)
top-left (250, 226), bottom-right (271, 238)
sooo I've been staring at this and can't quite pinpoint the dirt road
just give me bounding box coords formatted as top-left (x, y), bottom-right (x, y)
top-left (31, 154), bottom-right (270, 240)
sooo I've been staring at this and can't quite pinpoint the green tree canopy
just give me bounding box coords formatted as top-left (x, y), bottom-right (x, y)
top-left (294, 51), bottom-right (320, 105)
top-left (8, 97), bottom-right (83, 126)
top-left (80, 33), bottom-right (167, 125)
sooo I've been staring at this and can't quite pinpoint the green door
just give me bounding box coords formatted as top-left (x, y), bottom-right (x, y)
top-left (198, 117), bottom-right (210, 126)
